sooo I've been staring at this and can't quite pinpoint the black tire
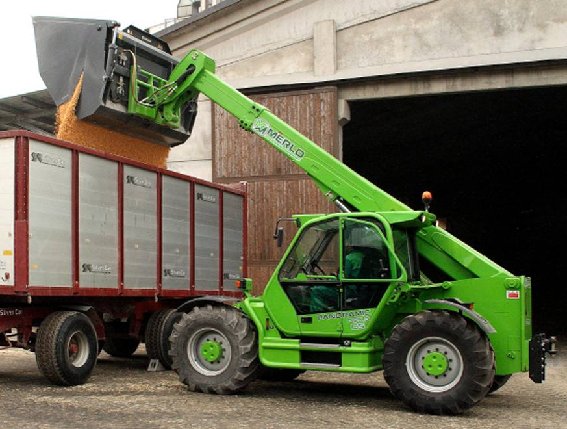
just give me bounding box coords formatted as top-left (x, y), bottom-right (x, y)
top-left (488, 374), bottom-right (512, 394)
top-left (35, 311), bottom-right (98, 386)
top-left (383, 310), bottom-right (494, 415)
top-left (145, 311), bottom-right (163, 360)
top-left (103, 336), bottom-right (140, 358)
top-left (259, 367), bottom-right (305, 382)
top-left (170, 305), bottom-right (259, 394)
top-left (145, 309), bottom-right (181, 369)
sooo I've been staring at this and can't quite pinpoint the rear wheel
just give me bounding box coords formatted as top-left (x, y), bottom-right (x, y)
top-left (383, 310), bottom-right (494, 415)
top-left (103, 337), bottom-right (140, 358)
top-left (35, 311), bottom-right (98, 386)
top-left (170, 305), bottom-right (259, 394)
top-left (145, 309), bottom-right (181, 369)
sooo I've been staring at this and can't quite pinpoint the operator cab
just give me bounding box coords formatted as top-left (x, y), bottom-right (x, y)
top-left (275, 213), bottom-right (419, 336)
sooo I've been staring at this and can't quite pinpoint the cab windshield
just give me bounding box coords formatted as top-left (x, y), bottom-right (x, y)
top-left (279, 219), bottom-right (339, 280)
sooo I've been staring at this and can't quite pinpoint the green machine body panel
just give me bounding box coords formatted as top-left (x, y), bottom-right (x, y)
top-left (124, 49), bottom-right (545, 379)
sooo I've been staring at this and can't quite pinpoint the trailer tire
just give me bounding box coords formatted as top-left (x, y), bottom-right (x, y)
top-left (383, 310), bottom-right (494, 415)
top-left (145, 309), bottom-right (181, 369)
top-left (488, 375), bottom-right (512, 394)
top-left (35, 311), bottom-right (98, 386)
top-left (103, 337), bottom-right (140, 358)
top-left (170, 305), bottom-right (259, 394)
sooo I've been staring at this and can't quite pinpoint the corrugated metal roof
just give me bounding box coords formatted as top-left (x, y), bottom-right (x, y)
top-left (0, 89), bottom-right (56, 136)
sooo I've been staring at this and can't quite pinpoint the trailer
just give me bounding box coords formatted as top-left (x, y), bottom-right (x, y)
top-left (0, 130), bottom-right (246, 385)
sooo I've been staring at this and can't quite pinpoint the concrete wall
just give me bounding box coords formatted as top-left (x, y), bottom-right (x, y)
top-left (163, 0), bottom-right (567, 177)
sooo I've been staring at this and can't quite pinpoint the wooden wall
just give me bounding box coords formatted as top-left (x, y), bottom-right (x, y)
top-left (213, 87), bottom-right (338, 293)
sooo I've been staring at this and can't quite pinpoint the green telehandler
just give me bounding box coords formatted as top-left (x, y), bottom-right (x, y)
top-left (34, 17), bottom-right (556, 414)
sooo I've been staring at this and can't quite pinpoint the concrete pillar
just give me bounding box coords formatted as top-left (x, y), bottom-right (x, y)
top-left (313, 20), bottom-right (336, 76)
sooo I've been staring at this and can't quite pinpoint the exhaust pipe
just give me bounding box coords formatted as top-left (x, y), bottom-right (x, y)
top-left (33, 16), bottom-right (197, 147)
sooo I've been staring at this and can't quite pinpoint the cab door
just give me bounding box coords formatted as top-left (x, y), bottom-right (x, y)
top-left (338, 217), bottom-right (400, 339)
top-left (277, 217), bottom-right (345, 337)
top-left (276, 215), bottom-right (403, 338)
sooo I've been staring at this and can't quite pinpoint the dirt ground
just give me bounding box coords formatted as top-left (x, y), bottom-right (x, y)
top-left (0, 339), bottom-right (564, 429)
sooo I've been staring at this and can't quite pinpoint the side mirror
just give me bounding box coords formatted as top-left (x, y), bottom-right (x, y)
top-left (272, 217), bottom-right (296, 248)
top-left (275, 227), bottom-right (284, 247)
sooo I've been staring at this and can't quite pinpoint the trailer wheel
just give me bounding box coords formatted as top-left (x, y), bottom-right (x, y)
top-left (35, 311), bottom-right (98, 386)
top-left (383, 310), bottom-right (494, 415)
top-left (145, 309), bottom-right (181, 369)
top-left (170, 305), bottom-right (259, 394)
top-left (103, 337), bottom-right (140, 358)
top-left (488, 375), bottom-right (512, 394)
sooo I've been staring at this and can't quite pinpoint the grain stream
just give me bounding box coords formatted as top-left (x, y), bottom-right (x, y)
top-left (56, 75), bottom-right (169, 168)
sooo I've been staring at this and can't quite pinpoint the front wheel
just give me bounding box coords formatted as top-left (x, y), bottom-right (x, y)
top-left (383, 310), bottom-right (494, 415)
top-left (169, 305), bottom-right (259, 394)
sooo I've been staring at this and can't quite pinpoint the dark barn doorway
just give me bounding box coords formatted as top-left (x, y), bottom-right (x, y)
top-left (343, 86), bottom-right (567, 335)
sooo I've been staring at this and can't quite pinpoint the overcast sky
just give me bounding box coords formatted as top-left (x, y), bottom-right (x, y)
top-left (0, 1), bottom-right (180, 98)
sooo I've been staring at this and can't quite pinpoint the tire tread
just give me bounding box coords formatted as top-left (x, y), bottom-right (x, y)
top-left (383, 310), bottom-right (494, 415)
top-left (35, 311), bottom-right (97, 386)
top-left (170, 305), bottom-right (259, 394)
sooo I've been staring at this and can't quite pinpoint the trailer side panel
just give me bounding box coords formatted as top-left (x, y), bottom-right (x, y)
top-left (222, 192), bottom-right (244, 291)
top-left (194, 185), bottom-right (220, 291)
top-left (0, 138), bottom-right (15, 287)
top-left (162, 176), bottom-right (191, 290)
top-left (29, 140), bottom-right (72, 287)
top-left (79, 154), bottom-right (119, 288)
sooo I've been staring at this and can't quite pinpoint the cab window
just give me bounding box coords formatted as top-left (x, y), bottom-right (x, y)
top-left (342, 219), bottom-right (393, 311)
top-left (279, 217), bottom-right (398, 315)
top-left (279, 219), bottom-right (339, 280)
top-left (279, 219), bottom-right (340, 314)
top-left (343, 219), bottom-right (390, 279)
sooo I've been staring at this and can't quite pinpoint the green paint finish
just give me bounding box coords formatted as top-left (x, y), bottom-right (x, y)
top-left (422, 352), bottom-right (448, 376)
top-left (125, 48), bottom-right (537, 383)
top-left (200, 340), bottom-right (222, 363)
top-left (418, 276), bottom-right (531, 375)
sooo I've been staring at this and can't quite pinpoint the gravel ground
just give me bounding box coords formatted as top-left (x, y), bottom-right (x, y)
top-left (0, 339), bottom-right (564, 429)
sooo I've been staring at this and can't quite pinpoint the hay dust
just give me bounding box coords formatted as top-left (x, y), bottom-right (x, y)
top-left (56, 76), bottom-right (170, 168)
